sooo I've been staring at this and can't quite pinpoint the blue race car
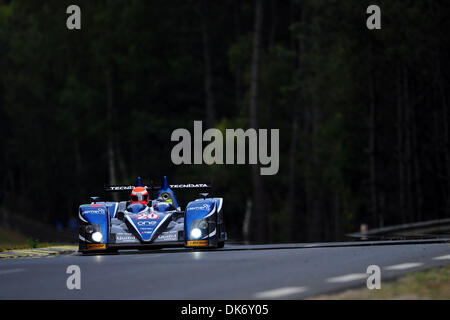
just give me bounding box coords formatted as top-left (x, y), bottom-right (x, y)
top-left (78, 176), bottom-right (226, 253)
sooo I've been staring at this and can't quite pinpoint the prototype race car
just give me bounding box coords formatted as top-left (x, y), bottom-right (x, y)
top-left (78, 176), bottom-right (226, 253)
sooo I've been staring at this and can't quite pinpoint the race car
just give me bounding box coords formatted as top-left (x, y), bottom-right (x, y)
top-left (78, 176), bottom-right (226, 253)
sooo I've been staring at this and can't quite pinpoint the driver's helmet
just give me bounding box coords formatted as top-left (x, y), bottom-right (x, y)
top-left (130, 187), bottom-right (149, 205)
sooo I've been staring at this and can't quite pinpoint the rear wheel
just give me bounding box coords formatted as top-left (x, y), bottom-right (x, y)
top-left (215, 224), bottom-right (225, 248)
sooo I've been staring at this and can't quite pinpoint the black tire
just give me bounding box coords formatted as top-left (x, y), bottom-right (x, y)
top-left (105, 247), bottom-right (118, 254)
top-left (217, 241), bottom-right (225, 248)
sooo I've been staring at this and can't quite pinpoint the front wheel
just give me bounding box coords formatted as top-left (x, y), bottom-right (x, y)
top-left (217, 241), bottom-right (225, 249)
top-left (105, 247), bottom-right (118, 254)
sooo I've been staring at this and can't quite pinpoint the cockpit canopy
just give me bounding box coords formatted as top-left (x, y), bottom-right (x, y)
top-left (126, 203), bottom-right (147, 214)
top-left (153, 201), bottom-right (176, 212)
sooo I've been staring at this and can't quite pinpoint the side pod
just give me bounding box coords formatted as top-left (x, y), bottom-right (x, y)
top-left (78, 204), bottom-right (110, 252)
top-left (184, 198), bottom-right (225, 248)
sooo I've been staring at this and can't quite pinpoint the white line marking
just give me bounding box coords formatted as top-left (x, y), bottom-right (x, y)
top-left (433, 254), bottom-right (450, 260)
top-left (133, 254), bottom-right (162, 259)
top-left (254, 286), bottom-right (307, 299)
top-left (0, 268), bottom-right (25, 275)
top-left (385, 262), bottom-right (423, 270)
top-left (326, 273), bottom-right (368, 283)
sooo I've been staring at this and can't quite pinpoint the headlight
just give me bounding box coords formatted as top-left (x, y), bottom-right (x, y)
top-left (190, 228), bottom-right (202, 239)
top-left (91, 232), bottom-right (103, 242)
top-left (85, 225), bottom-right (94, 233)
top-left (198, 220), bottom-right (208, 229)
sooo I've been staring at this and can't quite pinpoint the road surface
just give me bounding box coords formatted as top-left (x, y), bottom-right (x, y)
top-left (0, 240), bottom-right (449, 299)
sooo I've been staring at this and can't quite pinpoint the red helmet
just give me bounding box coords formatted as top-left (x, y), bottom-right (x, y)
top-left (130, 187), bottom-right (149, 205)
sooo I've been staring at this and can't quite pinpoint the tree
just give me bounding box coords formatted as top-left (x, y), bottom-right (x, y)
top-left (248, 0), bottom-right (267, 243)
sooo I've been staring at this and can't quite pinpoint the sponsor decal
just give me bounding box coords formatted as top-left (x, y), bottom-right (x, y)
top-left (109, 185), bottom-right (136, 191)
top-left (136, 213), bottom-right (160, 220)
top-left (170, 184), bottom-right (209, 188)
top-left (116, 234), bottom-right (139, 242)
top-left (139, 227), bottom-right (155, 231)
top-left (149, 213), bottom-right (160, 219)
top-left (90, 204), bottom-right (102, 207)
top-left (87, 244), bottom-right (106, 250)
top-left (187, 203), bottom-right (211, 211)
top-left (156, 231), bottom-right (178, 241)
top-left (187, 240), bottom-right (209, 246)
top-left (137, 221), bottom-right (157, 226)
top-left (83, 208), bottom-right (106, 215)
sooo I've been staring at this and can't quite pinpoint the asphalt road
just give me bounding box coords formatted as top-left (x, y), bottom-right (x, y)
top-left (0, 241), bottom-right (449, 299)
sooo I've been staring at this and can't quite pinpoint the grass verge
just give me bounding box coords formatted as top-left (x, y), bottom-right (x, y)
top-left (0, 225), bottom-right (52, 251)
top-left (311, 264), bottom-right (450, 299)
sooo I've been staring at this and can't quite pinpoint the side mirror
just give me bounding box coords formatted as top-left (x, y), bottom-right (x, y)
top-left (117, 211), bottom-right (125, 220)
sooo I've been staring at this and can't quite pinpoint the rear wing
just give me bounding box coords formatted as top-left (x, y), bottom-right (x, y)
top-left (104, 183), bottom-right (211, 192)
top-left (105, 175), bottom-right (211, 192)
top-left (103, 176), bottom-right (211, 209)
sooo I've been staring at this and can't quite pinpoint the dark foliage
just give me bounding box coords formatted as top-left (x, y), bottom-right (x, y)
top-left (0, 0), bottom-right (449, 243)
